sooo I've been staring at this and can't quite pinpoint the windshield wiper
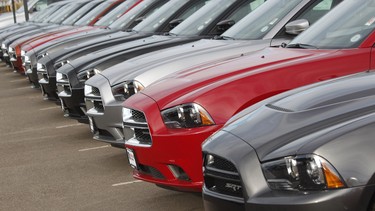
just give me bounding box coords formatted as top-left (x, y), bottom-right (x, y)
top-left (214, 35), bottom-right (235, 40)
top-left (165, 32), bottom-right (178, 36)
top-left (287, 43), bottom-right (318, 49)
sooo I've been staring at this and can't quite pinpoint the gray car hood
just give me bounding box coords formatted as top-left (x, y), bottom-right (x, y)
top-left (222, 71), bottom-right (375, 162)
top-left (100, 38), bottom-right (273, 86)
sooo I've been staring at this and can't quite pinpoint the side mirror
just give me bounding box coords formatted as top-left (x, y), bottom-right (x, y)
top-left (285, 19), bottom-right (309, 35)
top-left (134, 16), bottom-right (145, 24)
top-left (169, 19), bottom-right (183, 29)
top-left (216, 19), bottom-right (235, 34)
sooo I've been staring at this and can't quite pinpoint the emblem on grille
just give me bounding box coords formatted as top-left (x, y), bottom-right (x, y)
top-left (225, 183), bottom-right (241, 192)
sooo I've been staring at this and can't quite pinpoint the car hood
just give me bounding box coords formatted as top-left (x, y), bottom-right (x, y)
top-left (221, 71), bottom-right (375, 162)
top-left (69, 35), bottom-right (200, 75)
top-left (64, 35), bottom-right (183, 73)
top-left (141, 47), bottom-right (334, 109)
top-left (22, 26), bottom-right (96, 50)
top-left (103, 39), bottom-right (273, 86)
top-left (43, 30), bottom-right (128, 58)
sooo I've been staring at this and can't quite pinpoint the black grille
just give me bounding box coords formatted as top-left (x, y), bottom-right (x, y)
top-left (134, 128), bottom-right (151, 145)
top-left (208, 155), bottom-right (238, 172)
top-left (91, 87), bottom-right (100, 96)
top-left (206, 177), bottom-right (243, 198)
top-left (131, 109), bottom-right (146, 122)
top-left (204, 154), bottom-right (243, 198)
top-left (94, 101), bottom-right (104, 112)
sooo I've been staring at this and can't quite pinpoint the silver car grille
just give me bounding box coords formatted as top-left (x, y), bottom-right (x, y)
top-left (9, 51), bottom-right (17, 62)
top-left (56, 72), bottom-right (72, 97)
top-left (85, 86), bottom-right (104, 114)
top-left (37, 63), bottom-right (49, 84)
top-left (123, 108), bottom-right (152, 146)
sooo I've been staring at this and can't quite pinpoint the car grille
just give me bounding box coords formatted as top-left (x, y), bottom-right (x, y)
top-left (204, 154), bottom-right (243, 198)
top-left (9, 51), bottom-right (17, 62)
top-left (123, 108), bottom-right (152, 146)
top-left (85, 85), bottom-right (104, 114)
top-left (56, 73), bottom-right (72, 97)
top-left (24, 61), bottom-right (32, 74)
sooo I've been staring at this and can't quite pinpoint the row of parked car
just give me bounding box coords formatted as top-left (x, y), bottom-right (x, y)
top-left (1, 0), bottom-right (375, 210)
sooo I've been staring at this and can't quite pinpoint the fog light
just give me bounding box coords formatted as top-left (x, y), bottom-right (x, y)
top-left (168, 165), bottom-right (190, 181)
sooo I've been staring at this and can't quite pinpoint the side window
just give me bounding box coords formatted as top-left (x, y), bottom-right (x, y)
top-left (276, 0), bottom-right (341, 38)
top-left (297, 0), bottom-right (340, 25)
top-left (227, 0), bottom-right (265, 24)
top-left (175, 0), bottom-right (208, 21)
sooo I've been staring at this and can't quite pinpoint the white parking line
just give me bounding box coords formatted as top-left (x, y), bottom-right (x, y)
top-left (56, 123), bottom-right (84, 129)
top-left (10, 78), bottom-right (27, 82)
top-left (16, 86), bottom-right (32, 90)
top-left (78, 145), bottom-right (110, 152)
top-left (112, 180), bottom-right (143, 187)
top-left (40, 106), bottom-right (59, 111)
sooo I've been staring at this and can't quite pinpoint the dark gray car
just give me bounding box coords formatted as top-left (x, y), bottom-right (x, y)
top-left (202, 70), bottom-right (375, 210)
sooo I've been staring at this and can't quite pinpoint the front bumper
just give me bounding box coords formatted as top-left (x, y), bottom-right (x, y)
top-left (25, 64), bottom-right (39, 88)
top-left (39, 76), bottom-right (58, 101)
top-left (204, 186), bottom-right (370, 211)
top-left (124, 93), bottom-right (223, 192)
top-left (59, 86), bottom-right (88, 123)
top-left (202, 131), bottom-right (375, 211)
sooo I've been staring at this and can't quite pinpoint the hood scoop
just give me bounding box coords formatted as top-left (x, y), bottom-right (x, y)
top-left (269, 72), bottom-right (375, 112)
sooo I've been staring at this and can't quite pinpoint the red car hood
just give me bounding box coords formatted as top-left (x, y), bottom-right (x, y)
top-left (10, 25), bottom-right (75, 49)
top-left (22, 26), bottom-right (95, 51)
top-left (141, 47), bottom-right (370, 123)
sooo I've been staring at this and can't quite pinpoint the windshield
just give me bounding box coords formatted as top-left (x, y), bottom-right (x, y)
top-left (132, 0), bottom-right (190, 33)
top-left (16, 0), bottom-right (38, 14)
top-left (30, 4), bottom-right (59, 22)
top-left (74, 1), bottom-right (114, 26)
top-left (109, 0), bottom-right (166, 30)
top-left (171, 0), bottom-right (262, 36)
top-left (94, 0), bottom-right (139, 26)
top-left (222, 0), bottom-right (302, 40)
top-left (289, 0), bottom-right (375, 49)
top-left (47, 2), bottom-right (86, 24)
top-left (61, 1), bottom-right (102, 25)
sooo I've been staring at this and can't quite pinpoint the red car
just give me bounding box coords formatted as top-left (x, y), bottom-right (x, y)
top-left (122, 0), bottom-right (375, 192)
top-left (9, 0), bottom-right (125, 73)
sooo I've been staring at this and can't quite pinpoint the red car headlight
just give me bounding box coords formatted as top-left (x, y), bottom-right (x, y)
top-left (161, 103), bottom-right (215, 128)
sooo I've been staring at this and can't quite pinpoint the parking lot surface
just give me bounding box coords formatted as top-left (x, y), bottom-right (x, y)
top-left (0, 64), bottom-right (204, 211)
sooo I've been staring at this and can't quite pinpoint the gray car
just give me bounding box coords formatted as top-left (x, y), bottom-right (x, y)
top-left (84, 0), bottom-right (341, 147)
top-left (202, 70), bottom-right (375, 210)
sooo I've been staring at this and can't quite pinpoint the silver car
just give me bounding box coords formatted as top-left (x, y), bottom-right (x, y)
top-left (84, 0), bottom-right (341, 147)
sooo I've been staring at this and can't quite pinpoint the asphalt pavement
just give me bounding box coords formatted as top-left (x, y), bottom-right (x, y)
top-left (0, 63), bottom-right (204, 211)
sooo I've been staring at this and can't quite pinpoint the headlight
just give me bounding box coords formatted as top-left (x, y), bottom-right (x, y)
top-left (21, 50), bottom-right (26, 56)
top-left (78, 69), bottom-right (102, 83)
top-left (111, 82), bottom-right (127, 101)
top-left (54, 60), bottom-right (69, 69)
top-left (124, 80), bottom-right (145, 98)
top-left (1, 43), bottom-right (6, 50)
top-left (262, 154), bottom-right (345, 191)
top-left (37, 52), bottom-right (48, 60)
top-left (8, 47), bottom-right (14, 53)
top-left (24, 55), bottom-right (30, 62)
top-left (161, 103), bottom-right (215, 128)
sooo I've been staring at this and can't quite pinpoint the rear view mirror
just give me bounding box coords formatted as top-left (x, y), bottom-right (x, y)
top-left (169, 19), bottom-right (183, 29)
top-left (216, 19), bottom-right (235, 34)
top-left (285, 19), bottom-right (309, 35)
top-left (134, 16), bottom-right (145, 24)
